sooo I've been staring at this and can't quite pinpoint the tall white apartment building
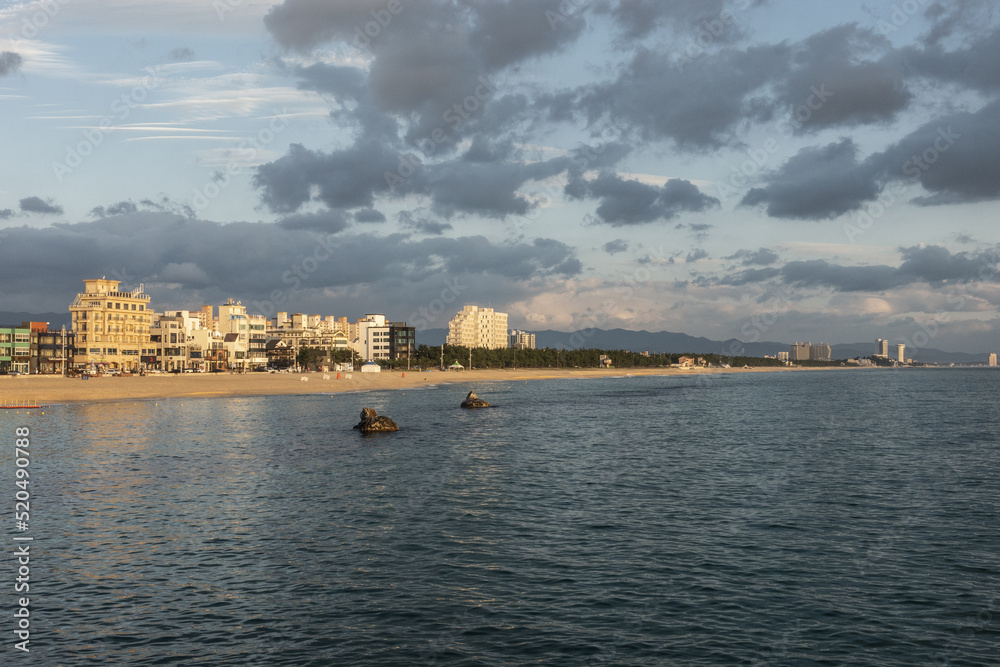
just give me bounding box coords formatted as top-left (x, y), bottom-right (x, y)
top-left (990, 353), bottom-right (997, 367)
top-left (895, 343), bottom-right (906, 363)
top-left (447, 306), bottom-right (509, 349)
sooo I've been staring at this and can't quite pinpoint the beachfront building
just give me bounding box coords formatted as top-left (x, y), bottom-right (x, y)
top-left (789, 342), bottom-right (831, 361)
top-left (990, 353), bottom-right (997, 367)
top-left (509, 330), bottom-right (536, 350)
top-left (876, 338), bottom-right (889, 357)
top-left (28, 323), bottom-right (76, 374)
top-left (0, 324), bottom-right (31, 374)
top-left (789, 342), bottom-right (812, 361)
top-left (267, 318), bottom-right (351, 369)
top-left (69, 278), bottom-right (152, 372)
top-left (810, 343), bottom-right (832, 360)
top-left (447, 305), bottom-right (509, 350)
top-left (895, 343), bottom-right (906, 363)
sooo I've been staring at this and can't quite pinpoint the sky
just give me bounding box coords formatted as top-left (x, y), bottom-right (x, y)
top-left (1, 0), bottom-right (999, 355)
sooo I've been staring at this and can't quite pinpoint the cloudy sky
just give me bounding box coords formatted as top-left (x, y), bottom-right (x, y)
top-left (1, 0), bottom-right (999, 354)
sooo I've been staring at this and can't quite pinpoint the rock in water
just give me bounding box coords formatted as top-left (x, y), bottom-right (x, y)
top-left (353, 407), bottom-right (399, 433)
top-left (461, 390), bottom-right (491, 409)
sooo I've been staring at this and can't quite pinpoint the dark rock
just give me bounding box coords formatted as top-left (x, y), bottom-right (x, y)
top-left (461, 390), bottom-right (491, 409)
top-left (353, 407), bottom-right (399, 433)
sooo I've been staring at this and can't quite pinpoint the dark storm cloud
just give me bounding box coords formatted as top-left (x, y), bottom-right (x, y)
top-left (90, 201), bottom-right (138, 218)
top-left (711, 245), bottom-right (998, 291)
top-left (467, 0), bottom-right (587, 69)
top-left (0, 51), bottom-right (22, 76)
top-left (685, 248), bottom-right (709, 262)
top-left (353, 209), bottom-right (386, 223)
top-left (570, 173), bottom-right (719, 226)
top-left (255, 138), bottom-right (576, 220)
top-left (0, 213), bottom-right (581, 311)
top-left (594, 0), bottom-right (752, 40)
top-left (872, 98), bottom-right (1000, 204)
top-left (740, 139), bottom-right (882, 219)
top-left (580, 44), bottom-right (788, 149)
top-left (744, 99), bottom-right (1000, 218)
top-left (727, 248), bottom-right (779, 266)
top-left (602, 239), bottom-right (629, 255)
top-left (266, 1), bottom-right (582, 151)
top-left (19, 197), bottom-right (64, 216)
top-left (779, 25), bottom-right (912, 131)
top-left (904, 27), bottom-right (1000, 92)
top-left (253, 141), bottom-right (402, 212)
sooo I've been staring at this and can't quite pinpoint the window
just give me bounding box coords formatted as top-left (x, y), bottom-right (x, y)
top-left (89, 347), bottom-right (101, 354)
top-left (116, 303), bottom-right (121, 309)
top-left (14, 333), bottom-right (29, 343)
top-left (131, 304), bottom-right (136, 310)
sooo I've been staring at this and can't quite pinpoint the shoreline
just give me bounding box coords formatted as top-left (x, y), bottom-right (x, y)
top-left (0, 366), bottom-right (859, 406)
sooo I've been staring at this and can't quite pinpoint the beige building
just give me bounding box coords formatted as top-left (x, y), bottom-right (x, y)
top-left (447, 305), bottom-right (509, 349)
top-left (509, 330), bottom-right (536, 350)
top-left (69, 278), bottom-right (152, 371)
top-left (895, 343), bottom-right (906, 363)
top-left (989, 353), bottom-right (997, 367)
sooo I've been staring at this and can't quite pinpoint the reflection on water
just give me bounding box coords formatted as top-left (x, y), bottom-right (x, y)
top-left (0, 371), bottom-right (998, 665)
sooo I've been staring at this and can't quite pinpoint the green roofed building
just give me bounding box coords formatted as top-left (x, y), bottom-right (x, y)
top-left (0, 325), bottom-right (31, 374)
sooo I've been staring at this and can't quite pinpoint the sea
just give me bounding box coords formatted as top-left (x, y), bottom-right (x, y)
top-left (1, 368), bottom-right (998, 666)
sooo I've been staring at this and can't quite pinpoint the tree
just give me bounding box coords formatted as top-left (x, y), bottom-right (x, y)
top-left (296, 346), bottom-right (322, 370)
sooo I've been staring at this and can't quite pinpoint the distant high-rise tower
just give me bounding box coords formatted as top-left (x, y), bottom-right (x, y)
top-left (876, 338), bottom-right (889, 357)
top-left (895, 343), bottom-right (905, 363)
top-left (989, 353), bottom-right (997, 367)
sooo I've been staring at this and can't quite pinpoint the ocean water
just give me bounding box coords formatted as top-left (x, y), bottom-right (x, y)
top-left (2, 369), bottom-right (999, 665)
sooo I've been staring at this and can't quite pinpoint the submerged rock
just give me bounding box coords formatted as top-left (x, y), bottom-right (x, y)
top-left (353, 407), bottom-right (399, 433)
top-left (461, 390), bottom-right (491, 409)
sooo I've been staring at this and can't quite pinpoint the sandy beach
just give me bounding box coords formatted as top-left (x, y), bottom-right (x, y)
top-left (0, 365), bottom-right (843, 406)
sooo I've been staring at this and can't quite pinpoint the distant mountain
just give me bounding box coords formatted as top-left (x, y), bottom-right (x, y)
top-left (0, 311), bottom-right (71, 329)
top-left (415, 327), bottom-right (989, 364)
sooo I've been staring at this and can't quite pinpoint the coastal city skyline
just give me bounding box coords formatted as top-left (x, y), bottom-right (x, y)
top-left (2, 0), bottom-right (1000, 355)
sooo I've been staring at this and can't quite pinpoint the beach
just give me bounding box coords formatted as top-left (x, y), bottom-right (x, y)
top-left (0, 365), bottom-right (832, 405)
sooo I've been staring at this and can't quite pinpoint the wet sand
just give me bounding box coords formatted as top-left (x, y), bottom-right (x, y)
top-left (0, 365), bottom-right (845, 406)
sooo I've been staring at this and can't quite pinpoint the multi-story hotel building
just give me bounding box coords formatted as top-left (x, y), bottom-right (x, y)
top-left (69, 278), bottom-right (152, 371)
top-left (989, 353), bottom-right (997, 367)
top-left (447, 305), bottom-right (509, 349)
